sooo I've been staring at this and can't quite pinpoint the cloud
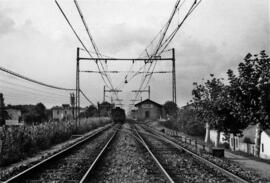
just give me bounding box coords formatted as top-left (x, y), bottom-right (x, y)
top-left (0, 12), bottom-right (15, 36)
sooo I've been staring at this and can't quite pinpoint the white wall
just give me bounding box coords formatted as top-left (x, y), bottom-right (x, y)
top-left (260, 131), bottom-right (270, 159)
top-left (209, 130), bottom-right (227, 144)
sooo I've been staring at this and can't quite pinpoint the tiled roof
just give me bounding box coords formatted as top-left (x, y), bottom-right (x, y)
top-left (135, 99), bottom-right (162, 107)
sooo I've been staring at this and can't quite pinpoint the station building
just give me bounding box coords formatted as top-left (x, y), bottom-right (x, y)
top-left (135, 99), bottom-right (164, 121)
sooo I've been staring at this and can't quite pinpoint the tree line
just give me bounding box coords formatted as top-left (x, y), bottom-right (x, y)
top-left (191, 50), bottom-right (270, 156)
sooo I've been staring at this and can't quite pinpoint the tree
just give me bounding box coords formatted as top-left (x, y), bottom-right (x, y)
top-left (79, 105), bottom-right (98, 118)
top-left (227, 51), bottom-right (270, 156)
top-left (163, 101), bottom-right (178, 118)
top-left (192, 74), bottom-right (246, 146)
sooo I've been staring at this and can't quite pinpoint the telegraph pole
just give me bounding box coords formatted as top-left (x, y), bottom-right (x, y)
top-left (0, 93), bottom-right (4, 126)
top-left (172, 48), bottom-right (176, 103)
top-left (70, 93), bottom-right (75, 119)
top-left (103, 86), bottom-right (106, 102)
top-left (76, 47), bottom-right (80, 130)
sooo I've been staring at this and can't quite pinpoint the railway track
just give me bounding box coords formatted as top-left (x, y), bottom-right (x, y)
top-left (80, 123), bottom-right (169, 183)
top-left (136, 124), bottom-right (250, 183)
top-left (4, 124), bottom-right (120, 183)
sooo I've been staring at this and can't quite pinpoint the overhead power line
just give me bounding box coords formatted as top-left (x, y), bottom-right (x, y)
top-left (0, 66), bottom-right (75, 91)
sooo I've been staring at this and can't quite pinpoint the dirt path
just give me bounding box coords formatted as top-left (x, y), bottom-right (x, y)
top-left (225, 151), bottom-right (270, 179)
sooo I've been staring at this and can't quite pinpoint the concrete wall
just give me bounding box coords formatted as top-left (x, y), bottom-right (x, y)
top-left (260, 131), bottom-right (270, 159)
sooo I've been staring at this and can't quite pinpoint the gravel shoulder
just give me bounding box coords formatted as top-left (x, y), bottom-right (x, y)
top-left (225, 151), bottom-right (270, 179)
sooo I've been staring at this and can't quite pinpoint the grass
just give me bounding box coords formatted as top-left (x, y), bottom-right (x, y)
top-left (0, 117), bottom-right (111, 166)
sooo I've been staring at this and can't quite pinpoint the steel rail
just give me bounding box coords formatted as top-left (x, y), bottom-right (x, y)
top-left (79, 125), bottom-right (120, 183)
top-left (140, 125), bottom-right (250, 183)
top-left (134, 127), bottom-right (175, 183)
top-left (4, 124), bottom-right (114, 183)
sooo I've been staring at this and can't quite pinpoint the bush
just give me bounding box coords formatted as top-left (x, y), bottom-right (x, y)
top-left (0, 117), bottom-right (110, 166)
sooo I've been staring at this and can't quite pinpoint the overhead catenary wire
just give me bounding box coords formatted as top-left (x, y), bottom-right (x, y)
top-left (60, 0), bottom-right (120, 102)
top-left (55, 0), bottom-right (112, 92)
top-left (132, 0), bottom-right (201, 104)
top-left (142, 0), bottom-right (201, 89)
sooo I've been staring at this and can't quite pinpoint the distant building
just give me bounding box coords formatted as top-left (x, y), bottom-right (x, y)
top-left (5, 108), bottom-right (23, 126)
top-left (135, 99), bottom-right (164, 121)
top-left (52, 104), bottom-right (74, 121)
top-left (98, 102), bottom-right (114, 117)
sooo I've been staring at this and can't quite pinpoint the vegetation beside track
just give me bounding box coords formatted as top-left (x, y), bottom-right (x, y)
top-left (0, 117), bottom-right (111, 166)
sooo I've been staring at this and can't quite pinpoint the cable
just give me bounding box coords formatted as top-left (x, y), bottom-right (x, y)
top-left (55, 0), bottom-right (93, 58)
top-left (131, 0), bottom-right (201, 104)
top-left (74, 0), bottom-right (120, 102)
top-left (80, 89), bottom-right (95, 106)
top-left (0, 78), bottom-right (69, 98)
top-left (0, 66), bottom-right (75, 91)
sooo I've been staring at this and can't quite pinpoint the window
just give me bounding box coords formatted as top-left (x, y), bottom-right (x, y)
top-left (262, 143), bottom-right (264, 153)
top-left (57, 110), bottom-right (59, 115)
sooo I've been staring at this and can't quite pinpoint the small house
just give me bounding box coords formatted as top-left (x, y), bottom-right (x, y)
top-left (5, 108), bottom-right (23, 125)
top-left (52, 104), bottom-right (74, 121)
top-left (135, 99), bottom-right (164, 121)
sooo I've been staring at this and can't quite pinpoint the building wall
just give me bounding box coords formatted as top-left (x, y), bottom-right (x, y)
top-left (6, 109), bottom-right (21, 120)
top-left (137, 103), bottom-right (162, 120)
top-left (260, 131), bottom-right (270, 159)
top-left (52, 108), bottom-right (73, 121)
top-left (5, 109), bottom-right (23, 125)
top-left (209, 130), bottom-right (227, 144)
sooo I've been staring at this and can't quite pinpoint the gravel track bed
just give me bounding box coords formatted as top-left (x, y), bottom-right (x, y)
top-left (15, 126), bottom-right (117, 183)
top-left (138, 127), bottom-right (233, 183)
top-left (88, 123), bottom-right (168, 183)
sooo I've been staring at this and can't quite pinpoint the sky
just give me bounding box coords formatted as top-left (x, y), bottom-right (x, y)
top-left (0, 0), bottom-right (269, 111)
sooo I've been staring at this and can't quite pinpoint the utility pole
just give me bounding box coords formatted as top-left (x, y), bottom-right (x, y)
top-left (76, 47), bottom-right (80, 130)
top-left (148, 85), bottom-right (150, 99)
top-left (70, 93), bottom-right (75, 120)
top-left (172, 48), bottom-right (176, 103)
top-left (103, 86), bottom-right (106, 102)
top-left (0, 93), bottom-right (5, 126)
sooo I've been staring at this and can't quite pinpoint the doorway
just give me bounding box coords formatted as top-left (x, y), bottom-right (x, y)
top-left (145, 111), bottom-right (150, 119)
